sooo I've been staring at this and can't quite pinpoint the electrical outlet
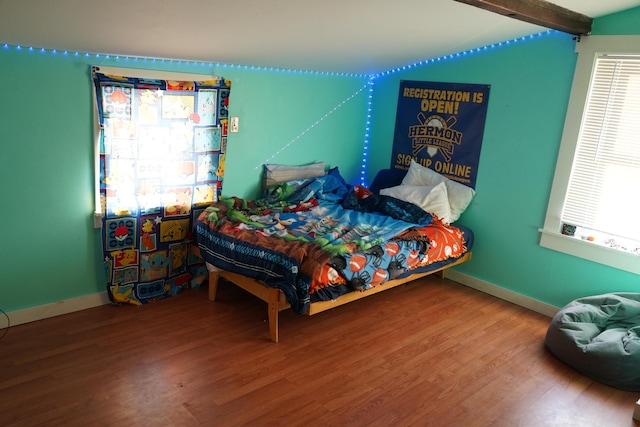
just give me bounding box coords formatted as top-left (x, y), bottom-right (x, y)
top-left (230, 116), bottom-right (239, 132)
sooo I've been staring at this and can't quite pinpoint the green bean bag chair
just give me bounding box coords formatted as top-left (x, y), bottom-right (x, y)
top-left (545, 293), bottom-right (640, 391)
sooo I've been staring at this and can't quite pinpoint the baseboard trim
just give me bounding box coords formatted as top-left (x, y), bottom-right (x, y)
top-left (444, 270), bottom-right (559, 318)
top-left (6, 292), bottom-right (110, 327)
top-left (4, 273), bottom-right (559, 327)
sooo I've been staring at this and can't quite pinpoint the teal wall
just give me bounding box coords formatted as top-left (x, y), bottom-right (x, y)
top-left (368, 6), bottom-right (640, 309)
top-left (592, 6), bottom-right (640, 34)
top-left (0, 50), bottom-right (369, 312)
top-left (221, 71), bottom-right (369, 198)
top-left (2, 6), bottom-right (639, 315)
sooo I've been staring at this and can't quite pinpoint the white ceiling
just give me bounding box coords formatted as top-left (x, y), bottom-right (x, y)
top-left (1, 0), bottom-right (639, 75)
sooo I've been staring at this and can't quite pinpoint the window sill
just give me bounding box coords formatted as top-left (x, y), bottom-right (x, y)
top-left (539, 228), bottom-right (640, 275)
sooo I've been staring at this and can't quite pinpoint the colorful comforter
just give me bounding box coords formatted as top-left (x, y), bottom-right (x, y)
top-left (195, 175), bottom-right (469, 314)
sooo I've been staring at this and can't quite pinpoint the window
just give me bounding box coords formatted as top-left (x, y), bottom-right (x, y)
top-left (91, 66), bottom-right (231, 305)
top-left (92, 66), bottom-right (229, 226)
top-left (540, 36), bottom-right (640, 274)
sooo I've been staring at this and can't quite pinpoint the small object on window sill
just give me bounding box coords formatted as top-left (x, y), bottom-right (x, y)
top-left (561, 223), bottom-right (576, 236)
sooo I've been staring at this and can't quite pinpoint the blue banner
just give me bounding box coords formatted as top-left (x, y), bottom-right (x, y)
top-left (391, 80), bottom-right (490, 189)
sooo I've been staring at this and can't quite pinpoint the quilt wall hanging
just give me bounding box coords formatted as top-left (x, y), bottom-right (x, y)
top-left (390, 80), bottom-right (490, 189)
top-left (92, 68), bottom-right (231, 305)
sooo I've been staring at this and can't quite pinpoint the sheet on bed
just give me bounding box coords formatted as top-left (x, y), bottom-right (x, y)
top-left (195, 175), bottom-right (470, 314)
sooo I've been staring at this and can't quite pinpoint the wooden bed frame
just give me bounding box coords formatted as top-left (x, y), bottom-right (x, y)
top-left (191, 245), bottom-right (471, 342)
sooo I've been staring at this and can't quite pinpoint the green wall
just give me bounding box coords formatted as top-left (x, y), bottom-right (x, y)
top-left (2, 6), bottom-right (639, 315)
top-left (368, 7), bottom-right (640, 309)
top-left (0, 50), bottom-right (369, 312)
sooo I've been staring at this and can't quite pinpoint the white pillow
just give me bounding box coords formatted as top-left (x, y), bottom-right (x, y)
top-left (263, 162), bottom-right (325, 188)
top-left (380, 182), bottom-right (453, 224)
top-left (402, 159), bottom-right (475, 222)
top-left (402, 159), bottom-right (445, 186)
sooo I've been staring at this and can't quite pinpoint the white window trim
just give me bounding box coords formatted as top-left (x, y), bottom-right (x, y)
top-left (92, 66), bottom-right (217, 228)
top-left (539, 35), bottom-right (640, 275)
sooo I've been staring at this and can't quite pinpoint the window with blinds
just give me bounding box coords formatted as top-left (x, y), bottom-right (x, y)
top-left (561, 54), bottom-right (640, 245)
top-left (540, 36), bottom-right (640, 274)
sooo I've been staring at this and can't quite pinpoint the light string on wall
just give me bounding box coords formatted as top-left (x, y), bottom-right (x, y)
top-left (372, 30), bottom-right (556, 78)
top-left (4, 29), bottom-right (558, 186)
top-left (2, 29), bottom-right (557, 82)
top-left (2, 29), bottom-right (555, 73)
top-left (356, 29), bottom-right (557, 186)
top-left (0, 43), bottom-right (368, 78)
top-left (252, 82), bottom-right (371, 170)
top-left (359, 76), bottom-right (375, 186)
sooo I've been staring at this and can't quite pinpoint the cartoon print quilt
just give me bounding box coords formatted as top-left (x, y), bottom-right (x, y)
top-left (195, 175), bottom-right (469, 314)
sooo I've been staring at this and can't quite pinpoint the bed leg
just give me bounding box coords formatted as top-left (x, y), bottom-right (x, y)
top-left (267, 287), bottom-right (280, 343)
top-left (208, 271), bottom-right (220, 301)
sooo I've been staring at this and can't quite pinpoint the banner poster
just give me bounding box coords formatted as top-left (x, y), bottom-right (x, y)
top-left (391, 80), bottom-right (491, 189)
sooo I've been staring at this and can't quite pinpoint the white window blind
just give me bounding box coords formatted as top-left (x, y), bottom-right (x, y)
top-left (561, 54), bottom-right (640, 242)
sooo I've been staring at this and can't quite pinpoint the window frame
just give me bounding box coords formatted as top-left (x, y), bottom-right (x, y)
top-left (92, 66), bottom-right (219, 228)
top-left (539, 35), bottom-right (640, 275)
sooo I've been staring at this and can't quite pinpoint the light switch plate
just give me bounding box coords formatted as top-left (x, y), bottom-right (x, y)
top-left (230, 116), bottom-right (239, 132)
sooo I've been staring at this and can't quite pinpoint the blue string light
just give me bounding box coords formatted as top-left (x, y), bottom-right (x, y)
top-left (3, 29), bottom-right (556, 186)
top-left (0, 42), bottom-right (370, 78)
top-left (360, 30), bottom-right (555, 183)
top-left (252, 82), bottom-right (371, 170)
top-left (370, 30), bottom-right (555, 80)
top-left (360, 76), bottom-right (375, 186)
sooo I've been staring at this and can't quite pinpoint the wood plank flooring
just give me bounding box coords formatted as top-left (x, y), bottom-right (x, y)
top-left (1, 276), bottom-right (638, 426)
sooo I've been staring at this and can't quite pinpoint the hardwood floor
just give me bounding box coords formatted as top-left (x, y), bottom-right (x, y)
top-left (1, 276), bottom-right (638, 426)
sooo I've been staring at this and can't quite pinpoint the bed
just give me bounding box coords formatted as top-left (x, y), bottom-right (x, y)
top-left (193, 161), bottom-right (475, 341)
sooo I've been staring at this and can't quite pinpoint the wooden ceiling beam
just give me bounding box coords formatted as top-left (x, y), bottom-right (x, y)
top-left (453, 0), bottom-right (592, 35)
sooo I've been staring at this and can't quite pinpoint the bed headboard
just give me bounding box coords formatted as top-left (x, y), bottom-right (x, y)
top-left (369, 168), bottom-right (407, 194)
